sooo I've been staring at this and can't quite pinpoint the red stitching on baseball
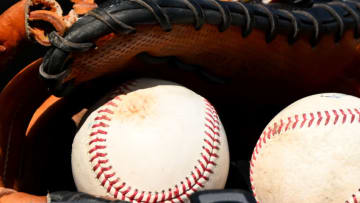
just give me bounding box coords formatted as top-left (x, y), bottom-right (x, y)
top-left (348, 109), bottom-right (355, 123)
top-left (191, 172), bottom-right (197, 183)
top-left (122, 186), bottom-right (131, 196)
top-left (98, 108), bottom-right (114, 114)
top-left (278, 119), bottom-right (284, 133)
top-left (292, 114), bottom-right (299, 129)
top-left (175, 186), bottom-right (184, 203)
top-left (205, 112), bottom-right (219, 124)
top-left (166, 189), bottom-right (173, 203)
top-left (285, 117), bottom-right (292, 131)
top-left (269, 127), bottom-right (274, 138)
top-left (355, 109), bottom-right (360, 122)
top-left (333, 110), bottom-right (339, 125)
top-left (97, 166), bottom-right (112, 180)
top-left (90, 152), bottom-right (107, 162)
top-left (250, 108), bottom-right (360, 203)
top-left (205, 118), bottom-right (219, 130)
top-left (203, 139), bottom-right (219, 150)
top-left (317, 112), bottom-right (322, 126)
top-left (181, 182), bottom-right (186, 192)
top-left (89, 138), bottom-right (106, 145)
top-left (152, 192), bottom-right (158, 203)
top-left (205, 107), bottom-right (214, 114)
top-left (107, 178), bottom-right (119, 192)
top-left (353, 194), bottom-right (357, 203)
top-left (114, 182), bottom-right (126, 198)
top-left (201, 153), bottom-right (217, 166)
top-left (145, 192), bottom-right (151, 203)
top-left (250, 158), bottom-right (255, 167)
top-left (205, 124), bottom-right (219, 135)
top-left (348, 188), bottom-right (360, 203)
top-left (114, 96), bottom-right (122, 101)
top-left (106, 101), bottom-right (118, 107)
top-left (114, 189), bottom-right (119, 198)
top-left (340, 109), bottom-right (347, 124)
top-left (101, 179), bottom-right (107, 187)
top-left (116, 182), bottom-right (126, 191)
top-left (262, 130), bottom-right (268, 144)
top-left (197, 160), bottom-right (207, 171)
top-left (89, 145), bottom-right (106, 153)
top-left (160, 191), bottom-right (166, 202)
top-left (92, 122), bottom-right (109, 128)
top-left (196, 181), bottom-right (204, 188)
top-left (204, 102), bottom-right (214, 109)
top-left (202, 175), bottom-right (209, 181)
top-left (265, 127), bottom-right (270, 139)
top-left (202, 147), bottom-right (212, 156)
top-left (202, 146), bottom-right (219, 158)
top-left (105, 172), bottom-right (116, 179)
top-left (94, 115), bottom-right (111, 121)
top-left (204, 131), bottom-right (220, 143)
top-left (92, 159), bottom-right (108, 171)
top-left (174, 185), bottom-right (180, 197)
top-left (252, 153), bottom-right (257, 162)
top-left (137, 191), bottom-right (145, 202)
top-left (87, 82), bottom-right (221, 202)
top-left (258, 133), bottom-right (266, 149)
top-left (300, 113), bottom-right (307, 128)
top-left (272, 122), bottom-right (277, 136)
top-left (129, 189), bottom-right (138, 201)
top-left (308, 113), bottom-right (314, 127)
top-left (195, 166), bottom-right (201, 177)
top-left (258, 134), bottom-right (263, 149)
top-left (90, 129), bottom-right (107, 137)
top-left (325, 111), bottom-right (330, 125)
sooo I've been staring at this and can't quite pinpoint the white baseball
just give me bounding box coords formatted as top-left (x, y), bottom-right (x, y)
top-left (71, 78), bottom-right (230, 202)
top-left (250, 93), bottom-right (360, 203)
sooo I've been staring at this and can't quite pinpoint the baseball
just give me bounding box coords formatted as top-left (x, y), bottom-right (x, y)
top-left (71, 78), bottom-right (230, 202)
top-left (250, 93), bottom-right (360, 203)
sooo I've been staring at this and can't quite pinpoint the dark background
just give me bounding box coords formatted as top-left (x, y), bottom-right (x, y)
top-left (0, 0), bottom-right (19, 14)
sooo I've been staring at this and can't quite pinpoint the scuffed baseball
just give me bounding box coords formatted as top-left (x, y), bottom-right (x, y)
top-left (250, 93), bottom-right (360, 203)
top-left (72, 78), bottom-right (229, 202)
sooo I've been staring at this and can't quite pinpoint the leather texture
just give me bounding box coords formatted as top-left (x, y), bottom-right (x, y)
top-left (36, 0), bottom-right (360, 104)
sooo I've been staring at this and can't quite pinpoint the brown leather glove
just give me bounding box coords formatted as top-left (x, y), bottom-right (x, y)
top-left (0, 0), bottom-right (26, 60)
top-left (0, 0), bottom-right (97, 89)
top-left (0, 188), bottom-right (46, 203)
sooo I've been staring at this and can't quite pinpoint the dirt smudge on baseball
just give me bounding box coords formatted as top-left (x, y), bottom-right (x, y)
top-left (115, 90), bottom-right (155, 121)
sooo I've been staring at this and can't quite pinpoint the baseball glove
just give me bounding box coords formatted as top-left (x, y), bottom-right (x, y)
top-left (0, 0), bottom-right (47, 89)
top-left (0, 0), bottom-right (98, 90)
top-left (1, 0), bottom-right (360, 202)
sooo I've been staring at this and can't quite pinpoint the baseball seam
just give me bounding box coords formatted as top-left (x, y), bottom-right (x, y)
top-left (249, 108), bottom-right (360, 203)
top-left (346, 189), bottom-right (360, 203)
top-left (87, 80), bottom-right (221, 203)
